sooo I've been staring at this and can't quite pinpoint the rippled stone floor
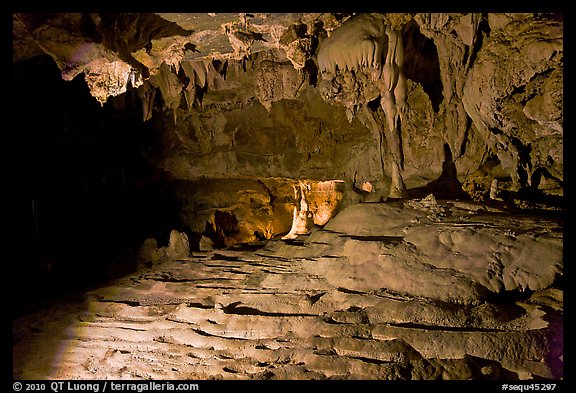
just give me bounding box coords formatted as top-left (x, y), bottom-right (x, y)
top-left (13, 198), bottom-right (563, 380)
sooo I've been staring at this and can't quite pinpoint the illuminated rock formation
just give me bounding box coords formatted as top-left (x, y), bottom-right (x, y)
top-left (282, 181), bottom-right (312, 240)
top-left (281, 180), bottom-right (345, 240)
top-left (317, 13), bottom-right (410, 199)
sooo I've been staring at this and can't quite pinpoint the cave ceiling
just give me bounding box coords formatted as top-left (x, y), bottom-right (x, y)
top-left (12, 12), bottom-right (564, 204)
top-left (13, 12), bottom-right (308, 62)
top-left (12, 12), bottom-right (341, 92)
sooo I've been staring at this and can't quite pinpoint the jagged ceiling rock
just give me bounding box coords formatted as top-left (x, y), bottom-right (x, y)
top-left (12, 12), bottom-right (563, 203)
top-left (157, 13), bottom-right (320, 60)
top-left (254, 54), bottom-right (309, 111)
top-left (13, 12), bottom-right (340, 105)
top-left (318, 13), bottom-right (387, 76)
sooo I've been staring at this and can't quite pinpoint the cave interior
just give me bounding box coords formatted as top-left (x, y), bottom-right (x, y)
top-left (11, 12), bottom-right (565, 382)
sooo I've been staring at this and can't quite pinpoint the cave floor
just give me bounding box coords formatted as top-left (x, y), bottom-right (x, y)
top-left (13, 199), bottom-right (563, 381)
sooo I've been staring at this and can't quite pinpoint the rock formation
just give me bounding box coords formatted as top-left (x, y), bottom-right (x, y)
top-left (13, 198), bottom-right (563, 380)
top-left (11, 12), bottom-right (563, 382)
top-left (317, 13), bottom-right (410, 199)
top-left (12, 12), bottom-right (563, 203)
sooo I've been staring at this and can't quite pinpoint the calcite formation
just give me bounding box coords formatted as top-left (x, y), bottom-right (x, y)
top-left (282, 181), bottom-right (313, 240)
top-left (318, 17), bottom-right (417, 200)
top-left (317, 13), bottom-right (387, 76)
top-left (12, 12), bottom-right (563, 382)
top-left (282, 180), bottom-right (344, 239)
top-left (171, 178), bottom-right (345, 247)
top-left (12, 12), bottom-right (563, 201)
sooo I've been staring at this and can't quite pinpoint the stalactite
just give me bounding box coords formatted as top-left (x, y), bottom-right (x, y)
top-left (181, 60), bottom-right (205, 109)
top-left (317, 14), bottom-right (386, 79)
top-left (379, 25), bottom-right (408, 198)
top-left (180, 59), bottom-right (228, 109)
top-left (154, 62), bottom-right (183, 124)
top-left (183, 82), bottom-right (197, 109)
top-left (137, 80), bottom-right (156, 122)
top-left (317, 14), bottom-right (409, 199)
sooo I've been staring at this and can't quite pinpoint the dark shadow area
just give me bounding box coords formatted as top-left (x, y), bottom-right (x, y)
top-left (408, 143), bottom-right (470, 200)
top-left (204, 210), bottom-right (241, 249)
top-left (10, 55), bottom-right (182, 317)
top-left (402, 19), bottom-right (444, 113)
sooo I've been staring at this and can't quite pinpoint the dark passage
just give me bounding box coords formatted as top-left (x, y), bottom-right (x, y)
top-left (10, 56), bottom-right (182, 316)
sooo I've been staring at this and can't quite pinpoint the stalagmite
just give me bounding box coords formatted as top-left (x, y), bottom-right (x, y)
top-left (282, 181), bottom-right (312, 240)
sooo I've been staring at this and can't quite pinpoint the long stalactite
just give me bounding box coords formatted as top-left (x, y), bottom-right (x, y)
top-left (317, 13), bottom-right (409, 198)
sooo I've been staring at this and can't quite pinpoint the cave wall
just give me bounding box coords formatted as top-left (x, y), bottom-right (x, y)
top-left (133, 13), bottom-right (562, 241)
top-left (147, 67), bottom-right (382, 183)
top-left (132, 13), bottom-right (562, 190)
top-left (12, 12), bottom-right (563, 259)
top-left (416, 13), bottom-right (563, 199)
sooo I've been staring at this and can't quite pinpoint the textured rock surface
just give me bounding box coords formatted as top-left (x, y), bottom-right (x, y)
top-left (13, 199), bottom-right (563, 380)
top-left (11, 13), bottom-right (564, 383)
top-left (262, 196), bottom-right (563, 303)
top-left (12, 13), bottom-right (563, 201)
top-left (460, 14), bottom-right (563, 194)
